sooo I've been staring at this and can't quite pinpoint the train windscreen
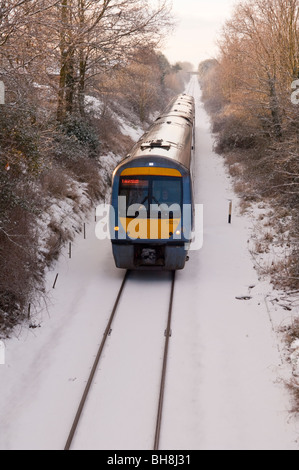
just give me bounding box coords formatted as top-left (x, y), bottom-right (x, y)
top-left (119, 176), bottom-right (182, 216)
top-left (152, 179), bottom-right (181, 207)
top-left (119, 178), bottom-right (150, 212)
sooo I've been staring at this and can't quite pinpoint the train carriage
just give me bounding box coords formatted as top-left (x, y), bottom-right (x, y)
top-left (110, 94), bottom-right (195, 271)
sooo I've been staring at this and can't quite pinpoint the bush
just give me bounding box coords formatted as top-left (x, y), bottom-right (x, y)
top-left (0, 104), bottom-right (41, 172)
top-left (213, 113), bottom-right (262, 154)
top-left (40, 168), bottom-right (71, 200)
top-left (0, 205), bottom-right (42, 336)
top-left (61, 115), bottom-right (100, 158)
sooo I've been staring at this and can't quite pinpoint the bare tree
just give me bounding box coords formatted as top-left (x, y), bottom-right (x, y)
top-left (218, 0), bottom-right (299, 138)
top-left (54, 0), bottom-right (173, 121)
top-left (0, 0), bottom-right (172, 119)
top-left (118, 47), bottom-right (164, 122)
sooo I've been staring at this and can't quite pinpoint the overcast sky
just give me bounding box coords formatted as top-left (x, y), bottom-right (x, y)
top-left (159, 0), bottom-right (238, 68)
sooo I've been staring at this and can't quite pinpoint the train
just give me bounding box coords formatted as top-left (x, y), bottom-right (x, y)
top-left (110, 93), bottom-right (195, 270)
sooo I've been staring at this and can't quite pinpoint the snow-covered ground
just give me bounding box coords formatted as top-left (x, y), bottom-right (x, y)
top-left (0, 77), bottom-right (298, 450)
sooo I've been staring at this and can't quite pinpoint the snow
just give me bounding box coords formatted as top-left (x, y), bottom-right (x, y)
top-left (85, 95), bottom-right (103, 118)
top-left (71, 271), bottom-right (174, 450)
top-left (0, 77), bottom-right (298, 450)
top-left (85, 94), bottom-right (144, 142)
top-left (290, 340), bottom-right (299, 377)
top-left (118, 117), bottom-right (143, 142)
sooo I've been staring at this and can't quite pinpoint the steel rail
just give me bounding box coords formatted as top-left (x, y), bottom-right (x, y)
top-left (64, 270), bottom-right (130, 451)
top-left (153, 270), bottom-right (176, 450)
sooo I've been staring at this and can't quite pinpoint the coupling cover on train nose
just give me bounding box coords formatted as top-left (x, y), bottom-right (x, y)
top-left (141, 248), bottom-right (157, 265)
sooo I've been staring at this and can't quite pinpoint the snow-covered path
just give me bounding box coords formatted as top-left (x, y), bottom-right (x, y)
top-left (0, 77), bottom-right (298, 450)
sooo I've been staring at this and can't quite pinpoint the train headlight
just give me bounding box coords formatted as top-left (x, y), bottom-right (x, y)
top-left (176, 230), bottom-right (181, 236)
top-left (114, 226), bottom-right (120, 232)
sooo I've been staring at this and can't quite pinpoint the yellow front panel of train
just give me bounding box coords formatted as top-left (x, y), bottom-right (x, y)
top-left (121, 167), bottom-right (181, 177)
top-left (119, 217), bottom-right (181, 240)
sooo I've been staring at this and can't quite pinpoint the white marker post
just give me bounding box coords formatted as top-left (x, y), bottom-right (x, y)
top-left (291, 79), bottom-right (299, 105)
top-left (228, 200), bottom-right (233, 224)
top-left (0, 341), bottom-right (5, 365)
top-left (0, 81), bottom-right (5, 104)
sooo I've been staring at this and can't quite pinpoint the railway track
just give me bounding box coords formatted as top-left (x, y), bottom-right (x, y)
top-left (154, 270), bottom-right (175, 450)
top-left (186, 78), bottom-right (196, 98)
top-left (64, 270), bottom-right (176, 451)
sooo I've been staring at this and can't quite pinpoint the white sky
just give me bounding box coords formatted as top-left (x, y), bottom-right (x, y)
top-left (157, 0), bottom-right (238, 68)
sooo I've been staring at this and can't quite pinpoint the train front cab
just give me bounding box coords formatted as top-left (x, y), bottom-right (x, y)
top-left (111, 161), bottom-right (193, 271)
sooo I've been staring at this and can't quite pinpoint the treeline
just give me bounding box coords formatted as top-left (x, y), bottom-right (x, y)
top-left (0, 0), bottom-right (188, 335)
top-left (199, 0), bottom-right (299, 289)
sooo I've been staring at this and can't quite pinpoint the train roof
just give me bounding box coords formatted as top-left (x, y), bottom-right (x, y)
top-left (116, 94), bottom-right (195, 173)
top-left (159, 94), bottom-right (195, 124)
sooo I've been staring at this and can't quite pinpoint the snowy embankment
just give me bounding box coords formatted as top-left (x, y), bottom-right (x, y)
top-left (0, 77), bottom-right (298, 450)
top-left (32, 95), bottom-right (144, 321)
top-left (245, 203), bottom-right (299, 380)
top-left (33, 151), bottom-right (120, 316)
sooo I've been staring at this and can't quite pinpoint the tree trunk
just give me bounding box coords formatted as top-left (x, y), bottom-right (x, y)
top-left (78, 53), bottom-right (86, 117)
top-left (57, 0), bottom-right (75, 122)
top-left (78, 0), bottom-right (86, 117)
top-left (65, 46), bottom-right (75, 115)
